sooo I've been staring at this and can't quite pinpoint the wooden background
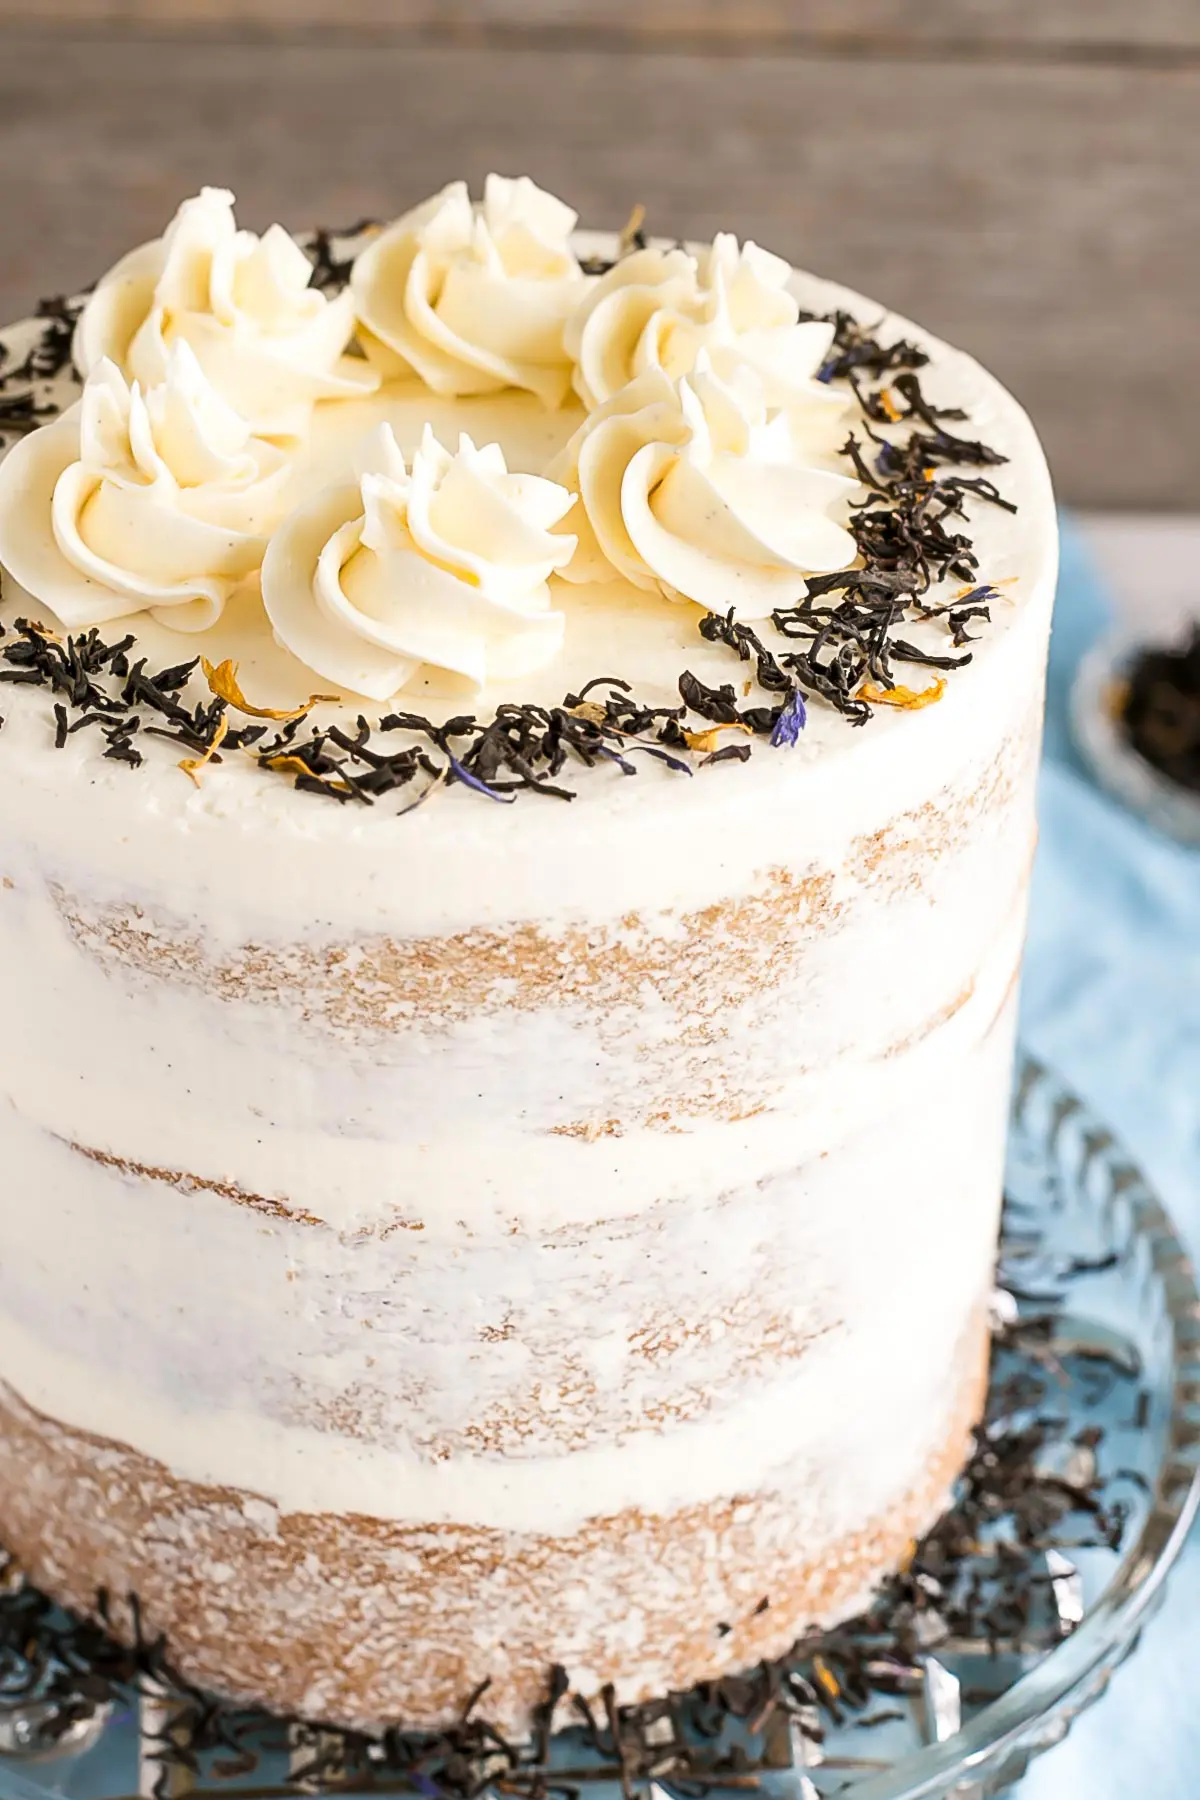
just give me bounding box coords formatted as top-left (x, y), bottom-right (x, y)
top-left (0, 1), bottom-right (1196, 508)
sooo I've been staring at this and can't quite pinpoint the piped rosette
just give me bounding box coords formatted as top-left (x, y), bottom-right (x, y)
top-left (74, 187), bottom-right (379, 441)
top-left (0, 342), bottom-right (289, 632)
top-left (260, 423), bottom-right (577, 701)
top-left (565, 233), bottom-right (849, 451)
top-left (351, 176), bottom-right (589, 408)
top-left (548, 354), bottom-right (859, 618)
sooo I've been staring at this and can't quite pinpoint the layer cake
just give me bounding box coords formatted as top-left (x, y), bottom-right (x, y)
top-left (0, 179), bottom-right (1056, 1729)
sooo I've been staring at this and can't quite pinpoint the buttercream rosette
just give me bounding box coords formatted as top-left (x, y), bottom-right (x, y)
top-left (565, 234), bottom-right (848, 451)
top-left (261, 423), bottom-right (577, 700)
top-left (351, 176), bottom-right (589, 408)
top-left (0, 341), bottom-right (289, 632)
top-left (74, 187), bottom-right (379, 441)
top-left (548, 354), bottom-right (859, 618)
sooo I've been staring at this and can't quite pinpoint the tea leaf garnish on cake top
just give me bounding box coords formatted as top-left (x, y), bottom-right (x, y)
top-left (0, 203), bottom-right (1025, 804)
top-left (0, 293), bottom-right (86, 450)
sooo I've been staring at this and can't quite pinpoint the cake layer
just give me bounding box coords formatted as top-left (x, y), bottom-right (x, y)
top-left (1, 1307), bottom-right (989, 1729)
top-left (0, 971), bottom-right (1017, 1511)
top-left (0, 683), bottom-right (1039, 1236)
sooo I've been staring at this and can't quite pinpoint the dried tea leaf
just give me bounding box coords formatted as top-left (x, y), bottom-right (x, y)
top-left (264, 753), bottom-right (351, 795)
top-left (395, 764), bottom-right (449, 815)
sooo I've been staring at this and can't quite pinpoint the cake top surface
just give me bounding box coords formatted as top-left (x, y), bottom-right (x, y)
top-left (0, 179), bottom-right (1056, 917)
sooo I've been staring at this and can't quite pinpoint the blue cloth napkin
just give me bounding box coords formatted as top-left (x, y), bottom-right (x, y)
top-left (1017, 520), bottom-right (1200, 1799)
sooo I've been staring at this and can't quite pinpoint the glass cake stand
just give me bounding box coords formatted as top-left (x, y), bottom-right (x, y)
top-left (1, 1054), bottom-right (1198, 1800)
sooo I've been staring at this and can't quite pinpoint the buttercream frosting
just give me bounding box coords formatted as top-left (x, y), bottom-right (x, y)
top-left (74, 187), bottom-right (379, 441)
top-left (0, 343), bottom-right (287, 631)
top-left (549, 355), bottom-right (857, 615)
top-left (565, 234), bottom-right (848, 442)
top-left (351, 176), bottom-right (588, 408)
top-left (261, 421), bottom-right (575, 698)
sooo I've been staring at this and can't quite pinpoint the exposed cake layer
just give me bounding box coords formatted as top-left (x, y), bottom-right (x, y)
top-left (0, 984), bottom-right (1014, 1529)
top-left (0, 686), bottom-right (1039, 1238)
top-left (0, 658), bottom-right (1032, 1520)
top-left (2, 1306), bottom-right (989, 1729)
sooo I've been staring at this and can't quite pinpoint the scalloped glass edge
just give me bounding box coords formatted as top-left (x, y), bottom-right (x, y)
top-left (846, 1054), bottom-right (1200, 1800)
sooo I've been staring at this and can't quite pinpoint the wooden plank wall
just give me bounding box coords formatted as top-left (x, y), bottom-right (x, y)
top-left (0, 2), bottom-right (1196, 507)
top-left (3, 1), bottom-right (1200, 44)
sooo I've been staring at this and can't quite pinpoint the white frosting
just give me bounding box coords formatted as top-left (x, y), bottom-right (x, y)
top-left (74, 188), bottom-right (379, 440)
top-left (0, 345), bottom-right (287, 631)
top-left (550, 356), bottom-right (857, 614)
top-left (351, 176), bottom-right (588, 407)
top-left (7, 195), bottom-right (913, 691)
top-left (262, 422), bottom-right (575, 698)
top-left (1, 887), bottom-right (1030, 1249)
top-left (0, 980), bottom-right (1017, 1530)
top-left (566, 234), bottom-right (849, 440)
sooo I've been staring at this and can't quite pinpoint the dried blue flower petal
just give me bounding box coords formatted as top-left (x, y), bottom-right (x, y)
top-left (624, 743), bottom-right (694, 776)
top-left (955, 583), bottom-right (1004, 606)
top-left (771, 689), bottom-right (807, 747)
top-left (596, 744), bottom-right (638, 777)
top-left (446, 754), bottom-right (515, 803)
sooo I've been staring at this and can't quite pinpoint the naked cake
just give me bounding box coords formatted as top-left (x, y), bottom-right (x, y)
top-left (0, 177), bottom-right (1057, 1730)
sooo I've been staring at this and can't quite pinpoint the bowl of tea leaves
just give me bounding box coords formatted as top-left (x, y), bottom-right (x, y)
top-left (1073, 623), bottom-right (1200, 846)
